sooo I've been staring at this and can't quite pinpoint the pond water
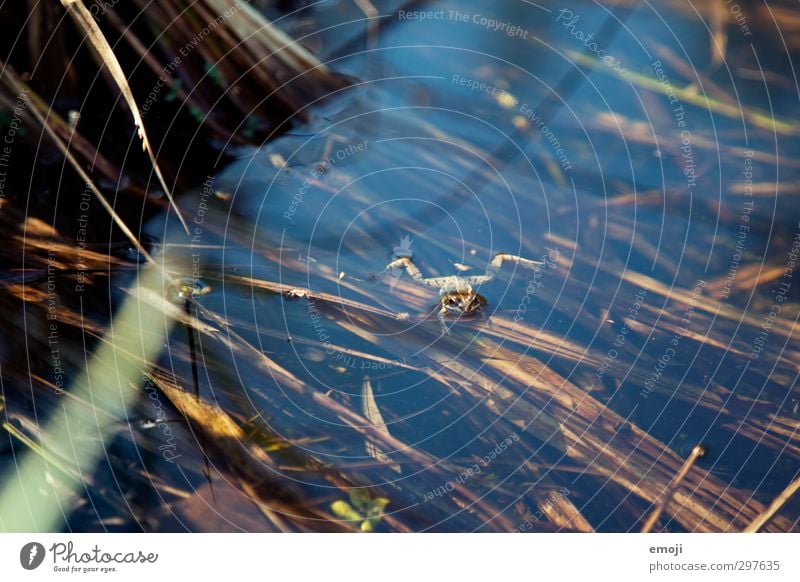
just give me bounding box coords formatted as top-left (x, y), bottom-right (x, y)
top-left (11, 0), bottom-right (799, 532)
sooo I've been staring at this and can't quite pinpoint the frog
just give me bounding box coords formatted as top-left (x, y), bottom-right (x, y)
top-left (377, 251), bottom-right (543, 333)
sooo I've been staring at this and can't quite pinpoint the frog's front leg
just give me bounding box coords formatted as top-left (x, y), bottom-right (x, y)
top-left (382, 257), bottom-right (425, 283)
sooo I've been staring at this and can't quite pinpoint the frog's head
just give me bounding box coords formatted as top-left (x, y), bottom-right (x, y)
top-left (439, 288), bottom-right (486, 317)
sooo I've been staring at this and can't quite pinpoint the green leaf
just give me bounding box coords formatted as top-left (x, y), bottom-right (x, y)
top-left (335, 491), bottom-right (389, 531)
top-left (330, 500), bottom-right (362, 523)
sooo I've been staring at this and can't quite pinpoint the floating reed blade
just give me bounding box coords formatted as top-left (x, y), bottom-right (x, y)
top-left (743, 475), bottom-right (800, 533)
top-left (641, 445), bottom-right (707, 533)
top-left (361, 375), bottom-right (401, 474)
top-left (60, 0), bottom-right (191, 235)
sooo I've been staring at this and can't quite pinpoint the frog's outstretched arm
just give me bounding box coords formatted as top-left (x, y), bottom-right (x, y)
top-left (382, 253), bottom-right (543, 289)
top-left (450, 253), bottom-right (544, 285)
